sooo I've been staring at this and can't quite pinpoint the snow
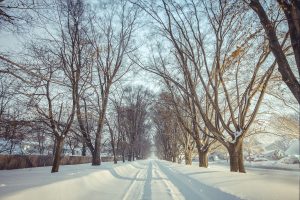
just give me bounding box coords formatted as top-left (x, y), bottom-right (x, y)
top-left (0, 159), bottom-right (299, 200)
top-left (226, 130), bottom-right (243, 144)
top-left (279, 156), bottom-right (300, 164)
top-left (285, 139), bottom-right (300, 156)
top-left (211, 158), bottom-right (300, 171)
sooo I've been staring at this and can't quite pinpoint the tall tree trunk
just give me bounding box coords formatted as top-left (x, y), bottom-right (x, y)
top-left (122, 136), bottom-right (126, 163)
top-left (108, 123), bottom-right (117, 164)
top-left (81, 142), bottom-right (86, 156)
top-left (92, 130), bottom-right (101, 165)
top-left (52, 138), bottom-right (56, 156)
top-left (92, 93), bottom-right (109, 165)
top-left (128, 147), bottom-right (132, 161)
top-left (113, 153), bottom-right (117, 164)
top-left (128, 154), bottom-right (131, 161)
top-left (92, 135), bottom-right (101, 165)
top-left (227, 138), bottom-right (245, 173)
top-left (9, 142), bottom-right (14, 155)
top-left (122, 150), bottom-right (125, 163)
top-left (196, 141), bottom-right (208, 167)
top-left (277, 0), bottom-right (300, 75)
top-left (238, 142), bottom-right (246, 173)
top-left (51, 137), bottom-right (64, 173)
top-left (184, 148), bottom-right (192, 165)
top-left (229, 147), bottom-right (239, 172)
top-left (112, 144), bottom-right (117, 164)
top-left (76, 99), bottom-right (94, 158)
top-left (92, 148), bottom-right (101, 166)
top-left (198, 149), bottom-right (208, 168)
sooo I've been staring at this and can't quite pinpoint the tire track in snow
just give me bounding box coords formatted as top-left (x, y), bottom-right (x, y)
top-left (122, 164), bottom-right (148, 200)
top-left (151, 161), bottom-right (185, 200)
top-left (142, 161), bottom-right (152, 200)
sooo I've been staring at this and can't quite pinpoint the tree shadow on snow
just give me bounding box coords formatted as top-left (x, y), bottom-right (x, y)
top-left (156, 162), bottom-right (242, 200)
top-left (184, 171), bottom-right (220, 176)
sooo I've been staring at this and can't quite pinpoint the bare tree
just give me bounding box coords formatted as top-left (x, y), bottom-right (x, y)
top-left (0, 0), bottom-right (37, 29)
top-left (75, 0), bottom-right (138, 165)
top-left (134, 0), bottom-right (281, 172)
top-left (111, 91), bottom-right (128, 163)
top-left (23, 0), bottom-right (90, 172)
top-left (248, 0), bottom-right (300, 103)
top-left (105, 116), bottom-right (118, 164)
top-left (153, 92), bottom-right (194, 164)
top-left (65, 133), bottom-right (80, 155)
top-left (270, 113), bottom-right (299, 141)
top-left (0, 76), bottom-right (29, 154)
top-left (125, 86), bottom-right (152, 160)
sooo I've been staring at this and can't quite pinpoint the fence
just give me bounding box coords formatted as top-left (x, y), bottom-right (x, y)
top-left (0, 155), bottom-right (113, 170)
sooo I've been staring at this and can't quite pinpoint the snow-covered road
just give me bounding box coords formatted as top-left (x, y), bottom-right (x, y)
top-left (0, 159), bottom-right (299, 200)
top-left (121, 160), bottom-right (239, 200)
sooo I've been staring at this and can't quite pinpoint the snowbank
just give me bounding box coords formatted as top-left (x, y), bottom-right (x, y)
top-left (285, 139), bottom-right (300, 156)
top-left (211, 159), bottom-right (300, 171)
top-left (0, 160), bottom-right (299, 200)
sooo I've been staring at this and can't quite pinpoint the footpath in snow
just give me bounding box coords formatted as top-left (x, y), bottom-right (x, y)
top-left (0, 159), bottom-right (299, 200)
